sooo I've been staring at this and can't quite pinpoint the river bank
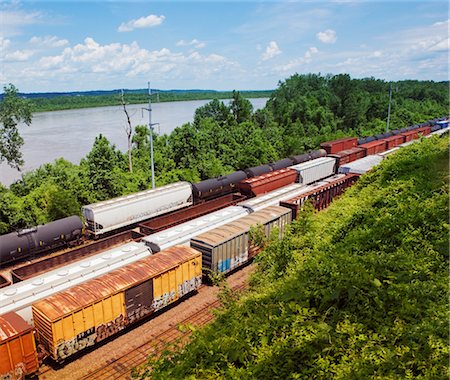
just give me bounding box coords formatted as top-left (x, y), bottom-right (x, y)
top-left (1, 98), bottom-right (268, 186)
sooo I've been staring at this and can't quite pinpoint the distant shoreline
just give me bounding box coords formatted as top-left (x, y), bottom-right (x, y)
top-left (18, 90), bottom-right (273, 113)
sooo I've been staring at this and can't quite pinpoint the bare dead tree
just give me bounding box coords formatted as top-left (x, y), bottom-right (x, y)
top-left (120, 89), bottom-right (133, 173)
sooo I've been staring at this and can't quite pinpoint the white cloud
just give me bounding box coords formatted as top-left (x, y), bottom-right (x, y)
top-left (0, 10), bottom-right (43, 37)
top-left (118, 14), bottom-right (165, 32)
top-left (176, 39), bottom-right (206, 49)
top-left (261, 41), bottom-right (281, 61)
top-left (3, 49), bottom-right (34, 62)
top-left (276, 46), bottom-right (319, 73)
top-left (0, 37), bottom-right (11, 50)
top-left (13, 37), bottom-right (237, 86)
top-left (1, 37), bottom-right (34, 62)
top-left (30, 36), bottom-right (69, 48)
top-left (316, 29), bottom-right (337, 44)
top-left (428, 38), bottom-right (449, 52)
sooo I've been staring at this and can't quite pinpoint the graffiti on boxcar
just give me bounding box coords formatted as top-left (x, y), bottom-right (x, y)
top-left (178, 276), bottom-right (202, 297)
top-left (127, 305), bottom-right (152, 325)
top-left (218, 252), bottom-right (248, 273)
top-left (95, 314), bottom-right (126, 342)
top-left (56, 333), bottom-right (96, 360)
top-left (55, 314), bottom-right (126, 360)
top-left (1, 362), bottom-right (26, 380)
top-left (152, 290), bottom-right (176, 311)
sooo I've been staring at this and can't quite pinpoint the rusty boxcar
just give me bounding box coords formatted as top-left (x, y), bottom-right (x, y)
top-left (358, 140), bottom-right (387, 155)
top-left (236, 168), bottom-right (297, 197)
top-left (384, 135), bottom-right (405, 150)
top-left (320, 137), bottom-right (358, 154)
top-left (32, 245), bottom-right (202, 363)
top-left (328, 147), bottom-right (366, 166)
top-left (191, 206), bottom-right (291, 275)
top-left (0, 312), bottom-right (39, 379)
top-left (280, 173), bottom-right (360, 217)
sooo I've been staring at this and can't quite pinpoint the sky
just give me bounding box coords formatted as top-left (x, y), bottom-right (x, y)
top-left (0, 0), bottom-right (448, 93)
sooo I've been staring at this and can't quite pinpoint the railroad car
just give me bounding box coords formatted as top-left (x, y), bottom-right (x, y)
top-left (82, 181), bottom-right (193, 237)
top-left (415, 126), bottom-right (431, 136)
top-left (236, 168), bottom-right (298, 197)
top-left (289, 152), bottom-right (311, 165)
top-left (142, 206), bottom-right (250, 253)
top-left (320, 136), bottom-right (358, 154)
top-left (280, 173), bottom-right (360, 217)
top-left (373, 132), bottom-right (393, 140)
top-left (357, 136), bottom-right (376, 145)
top-left (0, 242), bottom-right (152, 325)
top-left (377, 147), bottom-right (400, 158)
top-left (138, 193), bottom-right (245, 235)
top-left (32, 245), bottom-right (202, 363)
top-left (329, 147), bottom-right (365, 166)
top-left (10, 230), bottom-right (143, 284)
top-left (436, 120), bottom-right (449, 129)
top-left (400, 129), bottom-right (419, 142)
top-left (0, 274), bottom-right (11, 289)
top-left (238, 183), bottom-right (305, 213)
top-left (0, 216), bottom-right (83, 268)
top-left (268, 158), bottom-right (295, 171)
top-left (358, 140), bottom-right (387, 155)
top-left (191, 170), bottom-right (247, 201)
top-left (289, 156), bottom-right (337, 184)
top-left (309, 149), bottom-right (328, 160)
top-left (191, 206), bottom-right (291, 275)
top-left (338, 155), bottom-right (383, 175)
top-left (384, 135), bottom-right (405, 149)
top-left (244, 164), bottom-right (273, 178)
top-left (0, 312), bottom-right (39, 379)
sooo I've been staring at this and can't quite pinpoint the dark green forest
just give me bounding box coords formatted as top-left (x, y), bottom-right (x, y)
top-left (0, 73), bottom-right (448, 233)
top-left (28, 90), bottom-right (273, 112)
top-left (136, 136), bottom-right (449, 379)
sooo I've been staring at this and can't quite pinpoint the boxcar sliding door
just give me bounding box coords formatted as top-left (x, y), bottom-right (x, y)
top-left (125, 280), bottom-right (153, 324)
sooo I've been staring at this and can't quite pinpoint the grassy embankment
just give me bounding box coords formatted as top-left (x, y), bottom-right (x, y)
top-left (136, 135), bottom-right (449, 379)
top-left (28, 90), bottom-right (273, 112)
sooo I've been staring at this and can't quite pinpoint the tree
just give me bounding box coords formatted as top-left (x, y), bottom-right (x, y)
top-left (80, 134), bottom-right (125, 201)
top-left (0, 84), bottom-right (32, 169)
top-left (120, 89), bottom-right (134, 173)
top-left (229, 90), bottom-right (253, 124)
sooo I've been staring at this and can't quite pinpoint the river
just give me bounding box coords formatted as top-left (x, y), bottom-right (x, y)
top-left (0, 98), bottom-right (268, 186)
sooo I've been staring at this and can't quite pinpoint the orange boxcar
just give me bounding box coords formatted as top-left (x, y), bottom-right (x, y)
top-left (0, 312), bottom-right (39, 380)
top-left (236, 168), bottom-right (298, 197)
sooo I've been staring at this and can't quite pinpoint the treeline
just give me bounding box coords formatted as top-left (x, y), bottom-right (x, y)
top-left (0, 73), bottom-right (448, 233)
top-left (136, 136), bottom-right (449, 379)
top-left (28, 90), bottom-right (273, 112)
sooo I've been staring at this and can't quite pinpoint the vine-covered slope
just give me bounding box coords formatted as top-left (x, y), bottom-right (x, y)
top-left (138, 136), bottom-right (449, 379)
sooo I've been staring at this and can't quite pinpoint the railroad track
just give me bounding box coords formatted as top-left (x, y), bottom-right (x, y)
top-left (75, 283), bottom-right (246, 380)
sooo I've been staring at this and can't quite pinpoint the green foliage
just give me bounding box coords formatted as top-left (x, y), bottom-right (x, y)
top-left (0, 84), bottom-right (33, 168)
top-left (139, 137), bottom-right (449, 379)
top-left (1, 74), bottom-right (447, 234)
top-left (29, 90), bottom-right (273, 113)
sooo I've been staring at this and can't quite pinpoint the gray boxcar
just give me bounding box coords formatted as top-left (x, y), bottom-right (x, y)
top-left (191, 205), bottom-right (292, 275)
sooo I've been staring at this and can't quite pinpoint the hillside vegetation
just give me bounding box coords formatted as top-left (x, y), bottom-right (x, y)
top-left (136, 136), bottom-right (449, 379)
top-left (0, 74), bottom-right (448, 233)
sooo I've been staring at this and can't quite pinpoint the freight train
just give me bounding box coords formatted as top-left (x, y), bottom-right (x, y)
top-left (0, 116), bottom-right (448, 378)
top-left (0, 116), bottom-right (448, 268)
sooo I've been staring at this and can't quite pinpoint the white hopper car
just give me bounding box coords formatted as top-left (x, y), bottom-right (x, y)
top-left (82, 181), bottom-right (193, 236)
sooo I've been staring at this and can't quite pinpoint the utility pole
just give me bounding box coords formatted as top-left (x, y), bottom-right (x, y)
top-left (142, 82), bottom-right (159, 189)
top-left (386, 82), bottom-right (392, 133)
